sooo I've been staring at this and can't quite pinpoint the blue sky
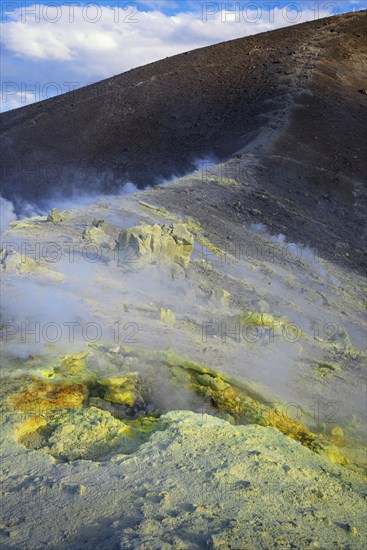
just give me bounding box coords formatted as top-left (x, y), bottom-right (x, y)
top-left (1, 1), bottom-right (366, 111)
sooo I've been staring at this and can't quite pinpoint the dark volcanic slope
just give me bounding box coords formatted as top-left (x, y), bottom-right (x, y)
top-left (1, 11), bottom-right (366, 273)
top-left (1, 11), bottom-right (366, 203)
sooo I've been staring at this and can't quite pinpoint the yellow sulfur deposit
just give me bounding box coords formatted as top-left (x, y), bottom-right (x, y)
top-left (16, 406), bottom-right (161, 461)
top-left (9, 215), bottom-right (47, 230)
top-left (82, 218), bottom-right (116, 248)
top-left (116, 223), bottom-right (194, 268)
top-left (239, 310), bottom-right (287, 328)
top-left (196, 235), bottom-right (223, 255)
top-left (191, 369), bottom-right (349, 466)
top-left (0, 250), bottom-right (64, 282)
top-left (97, 374), bottom-right (139, 407)
top-left (47, 208), bottom-right (62, 224)
top-left (138, 201), bottom-right (180, 222)
top-left (15, 415), bottom-right (47, 440)
top-left (314, 361), bottom-right (341, 378)
top-left (7, 346), bottom-right (366, 472)
top-left (60, 351), bottom-right (89, 375)
top-left (237, 310), bottom-right (305, 339)
top-left (45, 407), bottom-right (132, 461)
top-left (160, 307), bottom-right (176, 325)
top-left (213, 289), bottom-right (231, 305)
top-left (11, 379), bottom-right (88, 414)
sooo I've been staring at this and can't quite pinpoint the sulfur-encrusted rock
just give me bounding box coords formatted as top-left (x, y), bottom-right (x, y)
top-left (16, 415), bottom-right (47, 440)
top-left (47, 208), bottom-right (62, 224)
top-left (238, 310), bottom-right (291, 333)
top-left (97, 373), bottom-right (139, 407)
top-left (160, 307), bottom-right (176, 325)
top-left (45, 406), bottom-right (131, 460)
top-left (239, 311), bottom-right (274, 326)
top-left (209, 377), bottom-right (230, 391)
top-left (314, 361), bottom-right (341, 379)
top-left (11, 379), bottom-right (88, 414)
top-left (213, 289), bottom-right (231, 305)
top-left (196, 373), bottom-right (229, 391)
top-left (196, 374), bottom-right (212, 386)
top-left (82, 218), bottom-right (117, 248)
top-left (115, 223), bottom-right (194, 267)
top-left (0, 249), bottom-right (64, 282)
top-left (60, 351), bottom-right (89, 375)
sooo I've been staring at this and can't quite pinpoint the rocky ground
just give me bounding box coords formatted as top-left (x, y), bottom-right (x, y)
top-left (1, 11), bottom-right (366, 276)
top-left (0, 184), bottom-right (366, 548)
top-left (0, 9), bottom-right (366, 550)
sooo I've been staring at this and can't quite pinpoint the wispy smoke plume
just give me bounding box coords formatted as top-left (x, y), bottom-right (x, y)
top-left (0, 195), bottom-right (17, 233)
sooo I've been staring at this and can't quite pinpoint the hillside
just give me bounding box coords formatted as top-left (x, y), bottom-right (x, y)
top-left (1, 11), bottom-right (366, 272)
top-left (1, 11), bottom-right (367, 549)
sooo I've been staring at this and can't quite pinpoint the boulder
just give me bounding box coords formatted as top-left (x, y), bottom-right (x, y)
top-left (47, 208), bottom-right (62, 224)
top-left (160, 307), bottom-right (176, 325)
top-left (97, 373), bottom-right (139, 407)
top-left (82, 218), bottom-right (117, 248)
top-left (116, 223), bottom-right (194, 267)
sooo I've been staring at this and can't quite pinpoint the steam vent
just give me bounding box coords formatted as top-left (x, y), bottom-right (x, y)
top-left (1, 8), bottom-right (366, 550)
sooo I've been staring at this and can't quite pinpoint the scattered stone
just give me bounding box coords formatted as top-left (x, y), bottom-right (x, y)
top-left (209, 377), bottom-right (229, 391)
top-left (61, 483), bottom-right (86, 496)
top-left (60, 351), bottom-right (89, 375)
top-left (82, 218), bottom-right (117, 248)
top-left (160, 307), bottom-right (176, 325)
top-left (314, 361), bottom-right (341, 378)
top-left (47, 208), bottom-right (62, 224)
top-left (196, 374), bottom-right (212, 387)
top-left (331, 426), bottom-right (344, 438)
top-left (330, 426), bottom-right (345, 445)
top-left (213, 289), bottom-right (231, 305)
top-left (238, 310), bottom-right (288, 331)
top-left (248, 208), bottom-right (262, 216)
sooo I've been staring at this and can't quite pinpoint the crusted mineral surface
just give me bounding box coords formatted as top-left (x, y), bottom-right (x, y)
top-left (0, 250), bottom-right (64, 281)
top-left (82, 218), bottom-right (117, 248)
top-left (10, 379), bottom-right (89, 414)
top-left (1, 14), bottom-right (366, 545)
top-left (115, 223), bottom-right (194, 267)
top-left (47, 208), bottom-right (62, 224)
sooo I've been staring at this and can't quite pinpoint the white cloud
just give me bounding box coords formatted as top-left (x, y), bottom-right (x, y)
top-left (1, 90), bottom-right (39, 110)
top-left (1, 3), bottom-right (353, 111)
